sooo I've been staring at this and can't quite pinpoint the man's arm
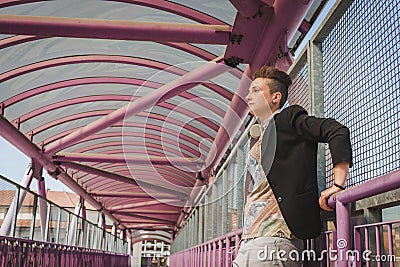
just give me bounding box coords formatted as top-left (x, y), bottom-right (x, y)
top-left (289, 105), bottom-right (353, 211)
top-left (319, 162), bottom-right (349, 211)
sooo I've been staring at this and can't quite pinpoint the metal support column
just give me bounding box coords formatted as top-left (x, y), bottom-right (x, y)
top-left (335, 200), bottom-right (351, 267)
top-left (0, 166), bottom-right (33, 236)
top-left (307, 40), bottom-right (327, 196)
top-left (37, 176), bottom-right (47, 241)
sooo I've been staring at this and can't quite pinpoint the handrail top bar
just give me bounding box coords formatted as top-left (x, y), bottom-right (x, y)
top-left (353, 219), bottom-right (400, 229)
top-left (328, 169), bottom-right (400, 207)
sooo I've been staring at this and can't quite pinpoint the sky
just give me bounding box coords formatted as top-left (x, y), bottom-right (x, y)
top-left (0, 136), bottom-right (71, 191)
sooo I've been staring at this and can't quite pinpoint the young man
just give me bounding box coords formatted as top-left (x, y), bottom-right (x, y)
top-left (233, 66), bottom-right (352, 266)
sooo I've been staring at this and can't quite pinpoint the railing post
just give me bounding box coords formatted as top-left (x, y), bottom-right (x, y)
top-left (225, 236), bottom-right (231, 267)
top-left (335, 200), bottom-right (351, 267)
top-left (29, 195), bottom-right (38, 240)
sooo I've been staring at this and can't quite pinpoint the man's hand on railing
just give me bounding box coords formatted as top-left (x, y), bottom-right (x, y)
top-left (318, 162), bottom-right (350, 211)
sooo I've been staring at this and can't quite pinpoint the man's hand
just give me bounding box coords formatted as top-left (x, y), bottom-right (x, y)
top-left (319, 186), bottom-right (341, 211)
top-left (319, 162), bottom-right (350, 211)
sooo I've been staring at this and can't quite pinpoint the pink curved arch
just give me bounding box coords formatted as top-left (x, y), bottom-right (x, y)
top-left (67, 144), bottom-right (195, 163)
top-left (0, 36), bottom-right (217, 60)
top-left (82, 168), bottom-right (194, 190)
top-left (31, 110), bottom-right (213, 140)
top-left (47, 131), bottom-right (202, 158)
top-left (19, 94), bottom-right (220, 135)
top-left (0, 55), bottom-right (233, 100)
top-left (0, 55), bottom-right (184, 84)
top-left (76, 162), bottom-right (195, 186)
top-left (51, 124), bottom-right (208, 159)
top-left (0, 0), bottom-right (227, 25)
top-left (18, 95), bottom-right (131, 123)
top-left (6, 77), bottom-right (227, 123)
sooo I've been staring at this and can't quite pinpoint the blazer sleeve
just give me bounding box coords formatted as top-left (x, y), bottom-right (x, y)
top-left (288, 105), bottom-right (353, 167)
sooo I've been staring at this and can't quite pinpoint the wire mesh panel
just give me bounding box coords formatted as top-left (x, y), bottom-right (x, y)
top-left (322, 0), bottom-right (400, 187)
top-left (289, 63), bottom-right (310, 112)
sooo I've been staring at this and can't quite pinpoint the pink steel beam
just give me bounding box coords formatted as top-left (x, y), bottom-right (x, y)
top-left (61, 161), bottom-right (190, 198)
top-left (204, 0), bottom-right (315, 173)
top-left (44, 59), bottom-right (230, 155)
top-left (178, 0), bottom-right (314, 229)
top-left (55, 153), bottom-right (202, 168)
top-left (0, 114), bottom-right (123, 227)
top-left (0, 15), bottom-right (231, 44)
top-left (250, 0), bottom-right (314, 67)
top-left (0, 0), bottom-right (226, 25)
top-left (229, 0), bottom-right (261, 18)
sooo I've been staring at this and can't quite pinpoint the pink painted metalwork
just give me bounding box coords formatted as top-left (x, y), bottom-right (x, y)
top-left (0, 35), bottom-right (44, 49)
top-left (44, 60), bottom-right (230, 155)
top-left (0, 0), bottom-right (227, 25)
top-left (0, 235), bottom-right (129, 266)
top-left (31, 110), bottom-right (213, 141)
top-left (169, 229), bottom-right (243, 267)
top-left (61, 161), bottom-right (190, 198)
top-left (0, 15), bottom-right (231, 44)
top-left (229, 0), bottom-right (261, 18)
top-left (4, 77), bottom-right (229, 114)
top-left (55, 152), bottom-right (201, 166)
top-left (0, 55), bottom-right (185, 84)
top-left (19, 95), bottom-right (131, 123)
top-left (0, 114), bottom-right (123, 227)
top-left (45, 130), bottom-right (202, 157)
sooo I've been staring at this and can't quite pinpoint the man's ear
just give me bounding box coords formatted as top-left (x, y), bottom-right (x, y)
top-left (273, 92), bottom-right (282, 104)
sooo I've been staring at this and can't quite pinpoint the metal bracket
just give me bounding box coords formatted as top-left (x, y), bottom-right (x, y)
top-left (12, 117), bottom-right (20, 130)
top-left (224, 56), bottom-right (243, 68)
top-left (230, 34), bottom-right (244, 45)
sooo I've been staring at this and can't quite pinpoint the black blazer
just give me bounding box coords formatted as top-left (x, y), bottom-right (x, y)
top-left (260, 105), bottom-right (352, 239)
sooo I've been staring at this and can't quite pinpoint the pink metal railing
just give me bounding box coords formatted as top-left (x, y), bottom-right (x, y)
top-left (0, 235), bottom-right (129, 267)
top-left (354, 220), bottom-right (399, 267)
top-left (169, 229), bottom-right (242, 267)
top-left (170, 169), bottom-right (400, 266)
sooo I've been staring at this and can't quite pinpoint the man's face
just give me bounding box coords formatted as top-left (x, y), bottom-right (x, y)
top-left (245, 78), bottom-right (274, 119)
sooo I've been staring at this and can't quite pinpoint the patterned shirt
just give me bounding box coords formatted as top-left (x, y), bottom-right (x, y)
top-left (242, 132), bottom-right (294, 240)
